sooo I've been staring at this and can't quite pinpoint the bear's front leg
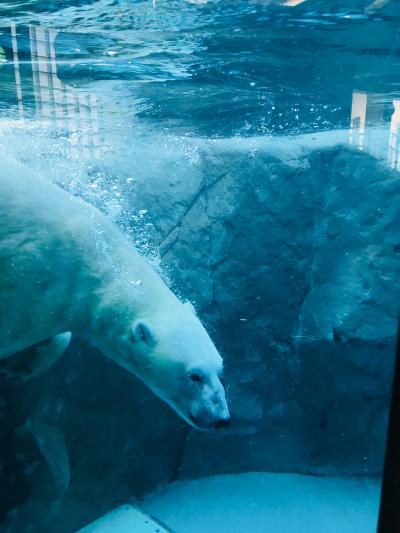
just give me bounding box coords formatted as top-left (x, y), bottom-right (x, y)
top-left (0, 332), bottom-right (71, 382)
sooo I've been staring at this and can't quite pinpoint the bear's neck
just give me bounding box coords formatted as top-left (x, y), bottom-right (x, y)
top-left (85, 252), bottom-right (180, 352)
top-left (70, 209), bottom-right (181, 347)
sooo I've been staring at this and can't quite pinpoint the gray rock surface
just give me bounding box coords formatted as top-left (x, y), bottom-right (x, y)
top-left (132, 131), bottom-right (399, 479)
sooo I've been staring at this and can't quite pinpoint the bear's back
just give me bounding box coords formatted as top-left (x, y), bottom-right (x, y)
top-left (0, 157), bottom-right (102, 356)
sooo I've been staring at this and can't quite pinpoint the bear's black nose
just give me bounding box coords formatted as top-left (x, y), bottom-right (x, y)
top-left (214, 416), bottom-right (231, 429)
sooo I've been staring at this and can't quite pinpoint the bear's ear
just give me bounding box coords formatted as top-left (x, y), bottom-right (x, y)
top-left (184, 301), bottom-right (197, 316)
top-left (130, 320), bottom-right (157, 347)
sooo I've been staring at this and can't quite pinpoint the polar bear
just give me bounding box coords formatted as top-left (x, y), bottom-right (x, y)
top-left (0, 156), bottom-right (230, 430)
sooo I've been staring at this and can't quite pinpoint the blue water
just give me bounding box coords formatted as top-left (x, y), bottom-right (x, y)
top-left (1, 0), bottom-right (399, 137)
top-left (0, 1), bottom-right (399, 531)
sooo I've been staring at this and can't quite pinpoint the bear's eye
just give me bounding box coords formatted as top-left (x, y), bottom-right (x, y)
top-left (189, 372), bottom-right (203, 383)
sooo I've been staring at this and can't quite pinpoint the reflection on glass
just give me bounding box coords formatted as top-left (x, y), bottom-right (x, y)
top-left (365, 0), bottom-right (391, 14)
top-left (283, 0), bottom-right (307, 6)
top-left (350, 91), bottom-right (368, 150)
top-left (249, 0), bottom-right (307, 5)
top-left (8, 24), bottom-right (101, 160)
top-left (10, 22), bottom-right (23, 119)
top-left (389, 100), bottom-right (400, 170)
top-left (350, 90), bottom-right (398, 172)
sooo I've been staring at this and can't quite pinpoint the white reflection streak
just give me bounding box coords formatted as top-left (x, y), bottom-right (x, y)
top-left (10, 22), bottom-right (24, 120)
top-left (389, 100), bottom-right (400, 171)
top-left (79, 93), bottom-right (91, 160)
top-left (283, 0), bottom-right (307, 6)
top-left (66, 91), bottom-right (79, 159)
top-left (90, 94), bottom-right (101, 159)
top-left (35, 27), bottom-right (52, 123)
top-left (29, 26), bottom-right (41, 116)
top-left (49, 29), bottom-right (66, 129)
top-left (349, 91), bottom-right (367, 150)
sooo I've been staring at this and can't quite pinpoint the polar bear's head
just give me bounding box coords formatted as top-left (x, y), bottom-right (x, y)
top-left (116, 302), bottom-right (230, 430)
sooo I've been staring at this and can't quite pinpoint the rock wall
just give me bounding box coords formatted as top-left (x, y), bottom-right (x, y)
top-left (132, 131), bottom-right (399, 479)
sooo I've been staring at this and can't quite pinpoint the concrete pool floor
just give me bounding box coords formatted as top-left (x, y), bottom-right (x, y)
top-left (79, 472), bottom-right (381, 533)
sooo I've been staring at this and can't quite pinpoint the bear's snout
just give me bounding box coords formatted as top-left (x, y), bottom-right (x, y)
top-left (214, 415), bottom-right (231, 429)
top-left (189, 410), bottom-right (229, 431)
top-left (189, 397), bottom-right (230, 431)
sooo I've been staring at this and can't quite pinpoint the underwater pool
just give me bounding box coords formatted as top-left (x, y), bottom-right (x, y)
top-left (0, 1), bottom-right (399, 531)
